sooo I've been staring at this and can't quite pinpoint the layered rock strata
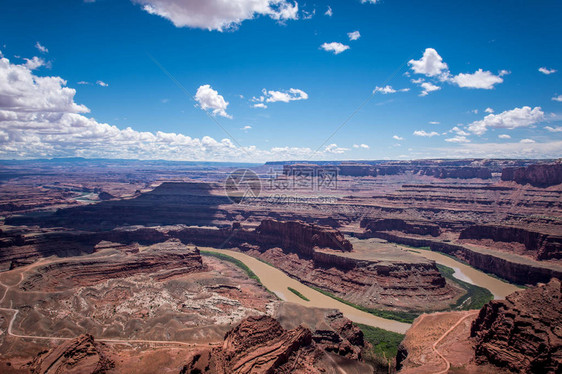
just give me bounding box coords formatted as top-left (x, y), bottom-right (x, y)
top-left (180, 315), bottom-right (368, 374)
top-left (471, 278), bottom-right (562, 373)
top-left (460, 224), bottom-right (562, 260)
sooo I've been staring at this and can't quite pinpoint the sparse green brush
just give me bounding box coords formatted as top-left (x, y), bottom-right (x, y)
top-left (287, 287), bottom-right (310, 301)
top-left (355, 323), bottom-right (404, 373)
top-left (309, 286), bottom-right (419, 323)
top-left (201, 251), bottom-right (261, 284)
top-left (355, 323), bottom-right (404, 358)
top-left (436, 264), bottom-right (493, 310)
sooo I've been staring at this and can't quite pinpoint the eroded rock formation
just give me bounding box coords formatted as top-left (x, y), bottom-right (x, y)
top-left (180, 315), bottom-right (367, 374)
top-left (19, 239), bottom-right (206, 291)
top-left (30, 334), bottom-right (114, 374)
top-left (471, 278), bottom-right (562, 373)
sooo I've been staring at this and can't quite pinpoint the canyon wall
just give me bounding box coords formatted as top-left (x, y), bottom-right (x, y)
top-left (501, 162), bottom-right (562, 187)
top-left (254, 219), bottom-right (352, 254)
top-left (360, 218), bottom-right (441, 237)
top-left (414, 166), bottom-right (492, 179)
top-left (361, 231), bottom-right (562, 285)
top-left (460, 224), bottom-right (562, 260)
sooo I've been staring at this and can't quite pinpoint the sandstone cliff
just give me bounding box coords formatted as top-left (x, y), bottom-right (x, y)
top-left (460, 224), bottom-right (562, 260)
top-left (255, 219), bottom-right (353, 254)
top-left (471, 278), bottom-right (562, 373)
top-left (360, 218), bottom-right (441, 237)
top-left (501, 162), bottom-right (562, 187)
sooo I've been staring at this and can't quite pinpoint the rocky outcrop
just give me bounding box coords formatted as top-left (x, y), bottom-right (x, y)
top-left (471, 279), bottom-right (562, 373)
top-left (180, 315), bottom-right (355, 374)
top-left (501, 162), bottom-right (562, 187)
top-left (460, 224), bottom-right (562, 260)
top-left (415, 166), bottom-right (492, 179)
top-left (360, 218), bottom-right (441, 237)
top-left (254, 219), bottom-right (352, 254)
top-left (314, 311), bottom-right (365, 359)
top-left (30, 334), bottom-right (114, 374)
top-left (97, 191), bottom-right (115, 200)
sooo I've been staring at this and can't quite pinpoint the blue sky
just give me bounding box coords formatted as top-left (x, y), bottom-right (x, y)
top-left (0, 0), bottom-right (561, 161)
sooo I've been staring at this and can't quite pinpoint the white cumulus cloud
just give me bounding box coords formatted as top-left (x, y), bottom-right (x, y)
top-left (132, 0), bottom-right (300, 31)
top-left (498, 134), bottom-right (511, 139)
top-left (545, 126), bottom-right (562, 132)
top-left (325, 143), bottom-right (348, 154)
top-left (408, 48), bottom-right (448, 78)
top-left (409, 48), bottom-right (504, 91)
top-left (539, 67), bottom-right (557, 75)
top-left (194, 84), bottom-right (231, 118)
top-left (373, 85), bottom-right (409, 94)
top-left (445, 135), bottom-right (470, 143)
top-left (253, 88), bottom-right (308, 104)
top-left (96, 80), bottom-right (109, 87)
top-left (320, 42), bottom-right (350, 54)
top-left (552, 95), bottom-right (562, 102)
top-left (348, 31), bottom-right (360, 41)
top-left (24, 56), bottom-right (46, 70)
top-left (353, 143), bottom-right (369, 149)
top-left (413, 130), bottom-right (439, 137)
top-left (520, 138), bottom-right (535, 144)
top-left (467, 106), bottom-right (544, 135)
top-left (450, 69), bottom-right (503, 89)
top-left (325, 6), bottom-right (332, 16)
top-left (0, 53), bottom-right (344, 161)
top-left (392, 135), bottom-right (403, 140)
top-left (411, 79), bottom-right (441, 96)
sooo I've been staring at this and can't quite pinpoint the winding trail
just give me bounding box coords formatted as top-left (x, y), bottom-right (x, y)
top-left (0, 266), bottom-right (216, 348)
top-left (431, 311), bottom-right (479, 374)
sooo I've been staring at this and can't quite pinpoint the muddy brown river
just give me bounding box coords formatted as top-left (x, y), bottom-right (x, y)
top-left (405, 247), bottom-right (521, 299)
top-left (200, 247), bottom-right (411, 334)
top-left (201, 242), bottom-right (521, 334)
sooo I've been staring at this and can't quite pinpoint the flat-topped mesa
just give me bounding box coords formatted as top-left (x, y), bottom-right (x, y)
top-left (414, 166), bottom-right (492, 179)
top-left (501, 161), bottom-right (562, 187)
top-left (360, 218), bottom-right (441, 237)
top-left (471, 278), bottom-right (562, 373)
top-left (460, 224), bottom-right (562, 260)
top-left (255, 219), bottom-right (353, 255)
